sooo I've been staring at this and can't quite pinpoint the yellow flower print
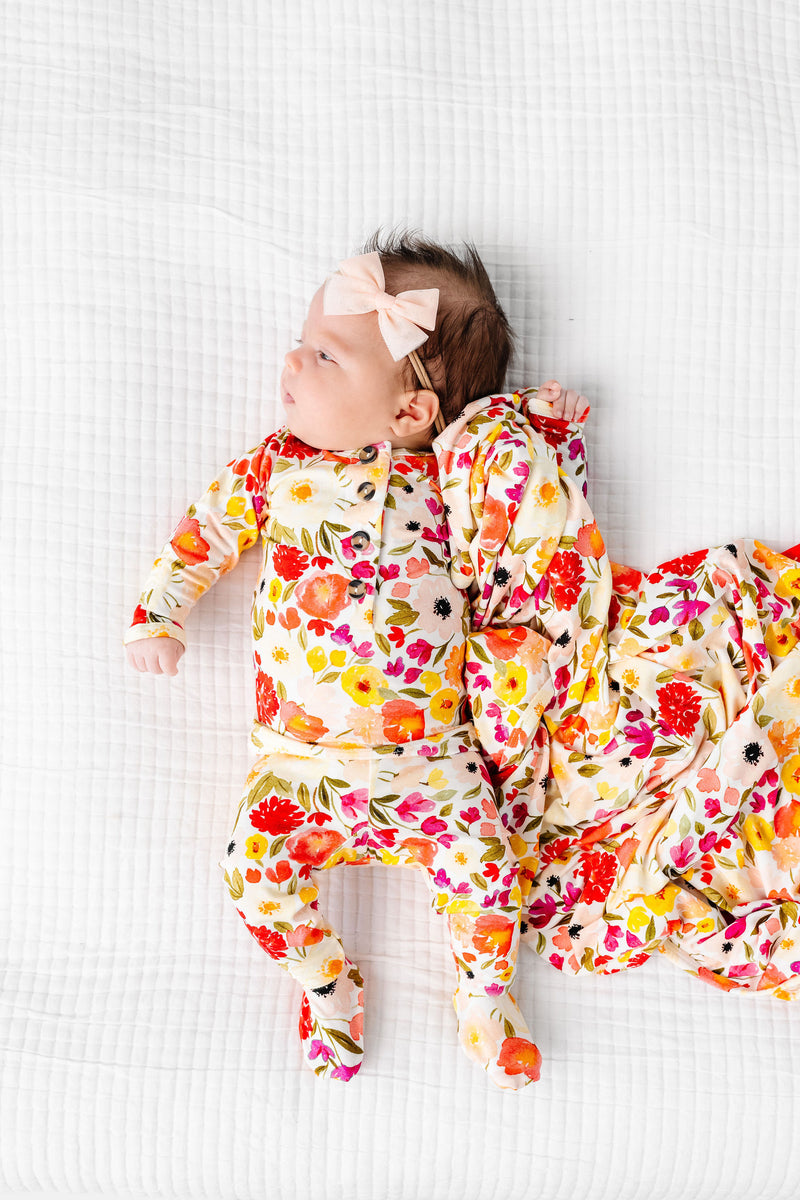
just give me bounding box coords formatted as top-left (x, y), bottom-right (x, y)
top-left (765, 621), bottom-right (799, 658)
top-left (776, 568), bottom-right (800, 601)
top-left (753, 540), bottom-right (785, 571)
top-left (427, 766), bottom-right (448, 790)
top-left (272, 647), bottom-right (289, 663)
top-left (621, 667), bottom-right (640, 688)
top-left (627, 907), bottom-right (650, 932)
top-left (289, 479), bottom-right (315, 503)
top-left (741, 814), bottom-right (775, 852)
top-left (642, 883), bottom-right (681, 916)
top-left (306, 646), bottom-right (326, 672)
top-left (245, 834), bottom-right (268, 859)
top-left (786, 677), bottom-right (800, 701)
top-left (780, 755), bottom-right (800, 794)
top-left (226, 496), bottom-right (247, 517)
top-left (298, 886), bottom-right (319, 904)
top-left (420, 671), bottom-right (442, 694)
top-left (536, 479), bottom-right (559, 508)
top-left (259, 900), bottom-right (280, 915)
top-left (268, 578), bottom-right (282, 602)
top-left (341, 664), bottom-right (387, 706)
top-left (320, 956), bottom-right (345, 980)
top-left (492, 662), bottom-right (528, 704)
top-left (447, 896), bottom-right (481, 918)
top-left (430, 687), bottom-right (460, 723)
top-left (596, 781), bottom-right (619, 804)
top-left (329, 649), bottom-right (346, 667)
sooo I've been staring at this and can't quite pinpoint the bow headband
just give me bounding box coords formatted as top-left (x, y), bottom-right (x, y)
top-left (323, 252), bottom-right (439, 363)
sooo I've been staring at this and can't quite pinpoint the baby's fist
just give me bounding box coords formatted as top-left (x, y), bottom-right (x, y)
top-left (540, 380), bottom-right (590, 422)
top-left (126, 637), bottom-right (185, 676)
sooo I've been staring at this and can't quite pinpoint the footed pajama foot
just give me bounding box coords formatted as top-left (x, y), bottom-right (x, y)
top-left (453, 987), bottom-right (542, 1091)
top-left (298, 958), bottom-right (364, 1082)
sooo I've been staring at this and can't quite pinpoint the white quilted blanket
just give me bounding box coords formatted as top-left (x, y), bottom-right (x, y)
top-left (2, 2), bottom-right (799, 1197)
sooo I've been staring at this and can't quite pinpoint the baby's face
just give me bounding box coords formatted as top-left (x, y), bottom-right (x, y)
top-left (280, 287), bottom-right (412, 451)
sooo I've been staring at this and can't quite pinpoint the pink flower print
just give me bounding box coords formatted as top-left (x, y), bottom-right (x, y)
top-left (395, 792), bottom-right (435, 822)
top-left (406, 556), bottom-right (430, 578)
top-left (626, 930), bottom-right (643, 948)
top-left (698, 832), bottom-right (718, 853)
top-left (704, 796), bottom-right (722, 818)
top-left (341, 789), bottom-right (369, 820)
top-left (331, 624), bottom-right (353, 646)
top-left (697, 768), bottom-right (721, 792)
top-left (352, 640), bottom-right (374, 657)
top-left (432, 868), bottom-right (452, 889)
top-left (351, 561), bottom-right (375, 580)
top-left (308, 1040), bottom-right (334, 1063)
top-left (385, 658), bottom-right (405, 677)
top-left (404, 667), bottom-right (423, 683)
top-left (420, 816), bottom-right (448, 837)
top-left (480, 822), bottom-right (496, 836)
top-left (624, 721), bottom-right (655, 759)
top-left (674, 599), bottom-right (709, 624)
top-left (407, 639), bottom-right (433, 665)
top-left (379, 564), bottom-right (400, 581)
top-left (648, 605), bottom-right (670, 625)
top-left (669, 837), bottom-right (695, 871)
top-left (330, 1063), bottom-right (361, 1081)
top-left (459, 806), bottom-right (480, 825)
top-left (604, 923), bottom-right (622, 952)
top-left (549, 953), bottom-right (564, 970)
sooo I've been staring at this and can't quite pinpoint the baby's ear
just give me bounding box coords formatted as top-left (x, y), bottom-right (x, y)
top-left (391, 388), bottom-right (440, 437)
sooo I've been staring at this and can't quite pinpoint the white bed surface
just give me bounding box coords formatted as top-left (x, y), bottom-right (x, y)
top-left (2, 1), bottom-right (799, 1197)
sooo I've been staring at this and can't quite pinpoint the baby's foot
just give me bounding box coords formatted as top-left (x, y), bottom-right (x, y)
top-left (453, 987), bottom-right (542, 1091)
top-left (298, 959), bottom-right (364, 1082)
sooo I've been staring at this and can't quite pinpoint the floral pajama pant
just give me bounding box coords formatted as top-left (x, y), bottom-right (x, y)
top-left (221, 722), bottom-right (525, 997)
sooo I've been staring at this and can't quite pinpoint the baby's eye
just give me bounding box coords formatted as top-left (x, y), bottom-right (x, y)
top-left (317, 350), bottom-right (336, 363)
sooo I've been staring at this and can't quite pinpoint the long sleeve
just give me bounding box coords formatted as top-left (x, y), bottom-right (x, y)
top-left (124, 438), bottom-right (276, 649)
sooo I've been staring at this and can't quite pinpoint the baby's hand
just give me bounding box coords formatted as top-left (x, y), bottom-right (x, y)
top-left (126, 637), bottom-right (185, 676)
top-left (539, 380), bottom-right (590, 422)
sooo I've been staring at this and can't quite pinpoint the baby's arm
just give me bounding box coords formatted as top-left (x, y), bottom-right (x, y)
top-left (125, 439), bottom-right (275, 674)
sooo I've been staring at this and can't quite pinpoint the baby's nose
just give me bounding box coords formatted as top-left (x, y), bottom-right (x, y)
top-left (284, 346), bottom-right (301, 371)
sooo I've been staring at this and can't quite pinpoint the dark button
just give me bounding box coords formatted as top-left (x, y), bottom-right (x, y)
top-left (350, 530), bottom-right (370, 550)
top-left (357, 481), bottom-right (376, 501)
top-left (347, 579), bottom-right (367, 599)
top-left (359, 445), bottom-right (378, 463)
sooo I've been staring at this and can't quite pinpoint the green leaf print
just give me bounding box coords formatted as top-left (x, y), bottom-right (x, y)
top-left (225, 869), bottom-right (244, 901)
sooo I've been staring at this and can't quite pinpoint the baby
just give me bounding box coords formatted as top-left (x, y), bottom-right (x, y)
top-left (125, 232), bottom-right (586, 1088)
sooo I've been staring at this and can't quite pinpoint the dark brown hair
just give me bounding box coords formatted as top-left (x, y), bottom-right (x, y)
top-left (360, 229), bottom-right (515, 425)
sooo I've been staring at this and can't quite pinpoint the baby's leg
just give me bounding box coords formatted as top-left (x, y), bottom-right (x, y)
top-left (222, 753), bottom-right (366, 1081)
top-left (376, 740), bottom-right (542, 1089)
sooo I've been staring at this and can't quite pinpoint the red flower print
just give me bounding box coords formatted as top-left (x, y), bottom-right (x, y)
top-left (295, 573), bottom-right (350, 620)
top-left (657, 680), bottom-right (702, 737)
top-left (611, 562), bottom-right (643, 595)
top-left (279, 700), bottom-right (329, 743)
top-left (285, 828), bottom-right (346, 868)
top-left (382, 699), bottom-right (425, 743)
top-left (574, 522), bottom-right (605, 559)
top-left (479, 493), bottom-right (510, 553)
top-left (171, 516), bottom-right (210, 565)
top-left (250, 796), bottom-right (306, 837)
top-left (547, 550), bottom-right (585, 611)
top-left (132, 605), bottom-right (148, 626)
top-left (578, 850), bottom-right (618, 904)
top-left (272, 544), bottom-right (310, 581)
top-left (658, 549), bottom-right (708, 577)
top-left (244, 921), bottom-right (288, 959)
top-left (471, 914), bottom-right (516, 957)
top-left (256, 671), bottom-right (279, 721)
top-left (497, 1037), bottom-right (542, 1081)
top-left (299, 994), bottom-right (313, 1040)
